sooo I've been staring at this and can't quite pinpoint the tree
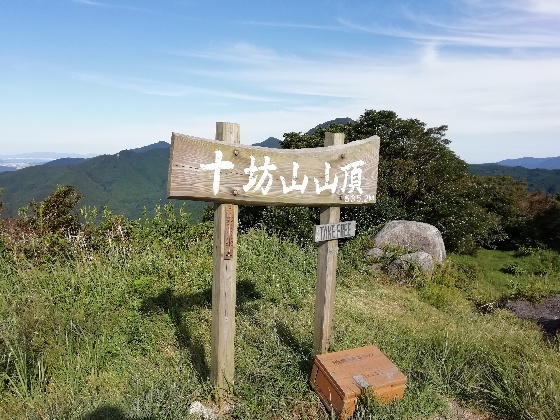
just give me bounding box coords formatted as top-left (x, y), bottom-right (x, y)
top-left (508, 192), bottom-right (560, 250)
top-left (277, 110), bottom-right (504, 253)
top-left (27, 185), bottom-right (82, 236)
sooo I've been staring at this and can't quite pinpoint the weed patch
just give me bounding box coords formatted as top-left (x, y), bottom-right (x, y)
top-left (1, 229), bottom-right (559, 419)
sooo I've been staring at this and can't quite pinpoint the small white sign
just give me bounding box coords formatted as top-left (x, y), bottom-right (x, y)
top-left (314, 221), bottom-right (356, 242)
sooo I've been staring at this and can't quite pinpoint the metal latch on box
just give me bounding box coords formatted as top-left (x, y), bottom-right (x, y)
top-left (353, 375), bottom-right (370, 389)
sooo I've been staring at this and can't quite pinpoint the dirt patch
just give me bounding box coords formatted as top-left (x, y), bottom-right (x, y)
top-left (505, 294), bottom-right (560, 335)
top-left (433, 399), bottom-right (492, 420)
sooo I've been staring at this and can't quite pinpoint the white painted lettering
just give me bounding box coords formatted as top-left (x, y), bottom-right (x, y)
top-left (243, 155), bottom-right (277, 195)
top-left (200, 150), bottom-right (235, 195)
top-left (314, 162), bottom-right (338, 194)
top-left (340, 160), bottom-right (365, 194)
top-left (280, 162), bottom-right (308, 194)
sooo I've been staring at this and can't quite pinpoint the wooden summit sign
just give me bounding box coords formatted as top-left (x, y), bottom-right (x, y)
top-left (168, 132), bottom-right (379, 206)
top-left (167, 123), bottom-right (380, 397)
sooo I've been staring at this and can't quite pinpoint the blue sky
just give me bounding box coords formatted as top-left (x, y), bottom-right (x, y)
top-left (1, 0), bottom-right (559, 163)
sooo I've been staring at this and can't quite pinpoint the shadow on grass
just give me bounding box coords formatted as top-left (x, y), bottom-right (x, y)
top-left (140, 279), bottom-right (263, 380)
top-left (275, 320), bottom-right (314, 377)
top-left (538, 317), bottom-right (560, 336)
top-left (141, 287), bottom-right (212, 380)
top-left (84, 405), bottom-right (155, 420)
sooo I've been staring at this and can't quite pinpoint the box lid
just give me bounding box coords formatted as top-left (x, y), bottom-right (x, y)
top-left (313, 345), bottom-right (407, 399)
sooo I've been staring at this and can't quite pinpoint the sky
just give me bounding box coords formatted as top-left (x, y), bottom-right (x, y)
top-left (0, 0), bottom-right (559, 163)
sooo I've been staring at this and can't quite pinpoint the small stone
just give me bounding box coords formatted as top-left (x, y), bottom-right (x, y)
top-left (371, 263), bottom-right (384, 274)
top-left (366, 247), bottom-right (385, 259)
top-left (188, 401), bottom-right (216, 420)
top-left (400, 251), bottom-right (434, 275)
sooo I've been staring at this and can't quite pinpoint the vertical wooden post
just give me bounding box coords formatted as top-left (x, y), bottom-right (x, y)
top-left (313, 132), bottom-right (344, 355)
top-left (210, 122), bottom-right (240, 392)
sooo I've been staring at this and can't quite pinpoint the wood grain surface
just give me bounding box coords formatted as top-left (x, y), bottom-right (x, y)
top-left (168, 132), bottom-right (380, 206)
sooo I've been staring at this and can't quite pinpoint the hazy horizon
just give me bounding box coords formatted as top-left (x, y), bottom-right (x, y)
top-left (1, 139), bottom-right (559, 166)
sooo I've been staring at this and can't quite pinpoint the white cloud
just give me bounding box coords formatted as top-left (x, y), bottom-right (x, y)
top-left (72, 72), bottom-right (276, 101)
top-left (69, 0), bottom-right (145, 12)
top-left (338, 0), bottom-right (560, 49)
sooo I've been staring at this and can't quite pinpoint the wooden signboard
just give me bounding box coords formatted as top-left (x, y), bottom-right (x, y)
top-left (167, 125), bottom-right (381, 399)
top-left (168, 133), bottom-right (379, 206)
top-left (314, 221), bottom-right (356, 242)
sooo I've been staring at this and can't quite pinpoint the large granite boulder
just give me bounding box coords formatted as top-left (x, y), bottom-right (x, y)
top-left (372, 220), bottom-right (446, 263)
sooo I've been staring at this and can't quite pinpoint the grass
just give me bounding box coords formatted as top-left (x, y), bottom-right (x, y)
top-left (448, 248), bottom-right (560, 305)
top-left (1, 227), bottom-right (559, 419)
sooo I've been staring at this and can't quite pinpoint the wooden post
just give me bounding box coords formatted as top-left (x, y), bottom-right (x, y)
top-left (210, 122), bottom-right (240, 392)
top-left (313, 132), bottom-right (344, 355)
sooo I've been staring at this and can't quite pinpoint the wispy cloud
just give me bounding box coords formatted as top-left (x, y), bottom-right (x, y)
top-left (72, 72), bottom-right (276, 102)
top-left (337, 0), bottom-right (560, 50)
top-left (167, 39), bottom-right (560, 142)
top-left (239, 20), bottom-right (347, 32)
top-left (70, 0), bottom-right (145, 12)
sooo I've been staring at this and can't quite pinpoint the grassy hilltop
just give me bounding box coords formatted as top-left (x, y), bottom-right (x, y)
top-left (0, 204), bottom-right (559, 419)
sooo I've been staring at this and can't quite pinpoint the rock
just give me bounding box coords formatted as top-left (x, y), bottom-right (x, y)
top-left (372, 220), bottom-right (446, 263)
top-left (366, 247), bottom-right (385, 259)
top-left (188, 401), bottom-right (216, 420)
top-left (371, 263), bottom-right (384, 274)
top-left (390, 251), bottom-right (434, 275)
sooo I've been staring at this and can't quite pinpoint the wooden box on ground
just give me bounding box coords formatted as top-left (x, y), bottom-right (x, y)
top-left (310, 345), bottom-right (407, 419)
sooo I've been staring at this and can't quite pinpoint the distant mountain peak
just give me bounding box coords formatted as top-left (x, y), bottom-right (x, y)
top-left (252, 137), bottom-right (281, 148)
top-left (306, 117), bottom-right (355, 135)
top-left (129, 141), bottom-right (170, 153)
top-left (497, 156), bottom-right (560, 170)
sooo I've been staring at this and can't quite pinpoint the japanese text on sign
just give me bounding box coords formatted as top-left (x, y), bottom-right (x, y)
top-left (167, 133), bottom-right (380, 206)
top-left (201, 151), bottom-right (365, 197)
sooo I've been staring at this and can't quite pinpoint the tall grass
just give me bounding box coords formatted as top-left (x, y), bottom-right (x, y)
top-left (1, 225), bottom-right (559, 419)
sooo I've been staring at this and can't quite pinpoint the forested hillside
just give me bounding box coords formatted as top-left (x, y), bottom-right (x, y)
top-left (498, 156), bottom-right (560, 170)
top-left (0, 145), bottom-right (206, 220)
top-left (469, 163), bottom-right (560, 194)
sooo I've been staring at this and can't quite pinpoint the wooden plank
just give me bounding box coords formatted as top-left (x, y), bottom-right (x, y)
top-left (313, 132), bottom-right (344, 355)
top-left (210, 122), bottom-right (239, 392)
top-left (168, 133), bottom-right (379, 206)
top-left (314, 221), bottom-right (356, 242)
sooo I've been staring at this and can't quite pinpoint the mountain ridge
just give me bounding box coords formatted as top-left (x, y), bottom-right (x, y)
top-left (1, 134), bottom-right (559, 221)
top-left (496, 156), bottom-right (560, 170)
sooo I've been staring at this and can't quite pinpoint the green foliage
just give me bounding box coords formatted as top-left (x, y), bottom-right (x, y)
top-left (0, 186), bottom-right (212, 264)
top-left (26, 184), bottom-right (82, 236)
top-left (279, 109), bottom-right (513, 254)
top-left (510, 192), bottom-right (560, 250)
top-left (1, 185), bottom-right (83, 263)
top-left (275, 110), bottom-right (560, 254)
top-left (1, 217), bottom-right (560, 418)
top-left (469, 163), bottom-right (560, 195)
top-left (237, 205), bottom-right (318, 246)
top-left (133, 203), bottom-right (213, 251)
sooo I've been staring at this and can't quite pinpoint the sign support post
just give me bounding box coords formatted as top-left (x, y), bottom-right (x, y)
top-left (313, 132), bottom-right (344, 355)
top-left (167, 125), bottom-right (380, 396)
top-left (210, 122), bottom-right (239, 392)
